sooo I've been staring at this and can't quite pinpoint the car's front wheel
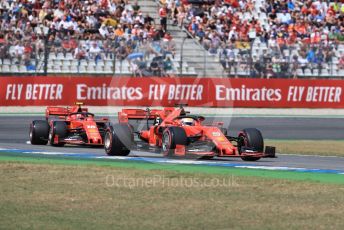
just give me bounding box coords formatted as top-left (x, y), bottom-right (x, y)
top-left (30, 120), bottom-right (49, 145)
top-left (162, 127), bottom-right (188, 157)
top-left (238, 128), bottom-right (264, 161)
top-left (104, 124), bottom-right (133, 156)
top-left (49, 121), bottom-right (67, 147)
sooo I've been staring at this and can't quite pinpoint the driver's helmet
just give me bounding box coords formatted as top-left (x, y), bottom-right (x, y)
top-left (76, 113), bottom-right (84, 119)
top-left (181, 117), bottom-right (194, 126)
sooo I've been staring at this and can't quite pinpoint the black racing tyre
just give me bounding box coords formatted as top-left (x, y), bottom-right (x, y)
top-left (49, 121), bottom-right (67, 147)
top-left (162, 127), bottom-right (188, 157)
top-left (239, 128), bottom-right (264, 161)
top-left (30, 120), bottom-right (49, 145)
top-left (98, 122), bottom-right (111, 140)
top-left (200, 155), bottom-right (214, 160)
top-left (104, 124), bottom-right (133, 156)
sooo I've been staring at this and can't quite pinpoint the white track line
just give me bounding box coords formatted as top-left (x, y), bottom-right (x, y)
top-left (23, 140), bottom-right (344, 159)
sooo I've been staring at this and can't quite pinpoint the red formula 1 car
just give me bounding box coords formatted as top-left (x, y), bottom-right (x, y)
top-left (30, 103), bottom-right (109, 146)
top-left (104, 105), bottom-right (276, 161)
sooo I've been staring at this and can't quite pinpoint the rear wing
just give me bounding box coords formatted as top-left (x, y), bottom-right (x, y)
top-left (45, 106), bottom-right (88, 120)
top-left (118, 108), bottom-right (176, 123)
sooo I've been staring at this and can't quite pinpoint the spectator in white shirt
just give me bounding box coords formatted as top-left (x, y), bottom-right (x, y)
top-left (280, 11), bottom-right (291, 25)
top-left (89, 42), bottom-right (102, 64)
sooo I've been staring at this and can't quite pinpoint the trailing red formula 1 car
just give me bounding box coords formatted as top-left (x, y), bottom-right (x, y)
top-left (30, 103), bottom-right (109, 146)
top-left (104, 105), bottom-right (276, 161)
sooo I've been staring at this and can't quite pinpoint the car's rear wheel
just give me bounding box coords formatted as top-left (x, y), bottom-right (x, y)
top-left (238, 128), bottom-right (264, 161)
top-left (104, 124), bottom-right (133, 156)
top-left (49, 121), bottom-right (67, 147)
top-left (162, 127), bottom-right (188, 157)
top-left (30, 120), bottom-right (49, 145)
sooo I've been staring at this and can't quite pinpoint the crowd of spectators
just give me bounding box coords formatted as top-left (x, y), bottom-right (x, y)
top-left (1, 0), bottom-right (344, 77)
top-left (261, 0), bottom-right (344, 78)
top-left (170, 0), bottom-right (344, 78)
top-left (0, 0), bottom-right (177, 76)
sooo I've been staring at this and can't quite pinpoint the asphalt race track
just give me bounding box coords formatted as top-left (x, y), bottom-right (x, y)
top-left (1, 116), bottom-right (344, 172)
top-left (2, 116), bottom-right (344, 142)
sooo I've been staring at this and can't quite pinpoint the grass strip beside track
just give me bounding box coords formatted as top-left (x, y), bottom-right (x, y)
top-left (1, 161), bottom-right (344, 230)
top-left (0, 152), bottom-right (343, 185)
top-left (266, 139), bottom-right (344, 157)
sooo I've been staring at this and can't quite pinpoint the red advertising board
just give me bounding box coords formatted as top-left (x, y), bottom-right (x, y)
top-left (0, 76), bottom-right (343, 108)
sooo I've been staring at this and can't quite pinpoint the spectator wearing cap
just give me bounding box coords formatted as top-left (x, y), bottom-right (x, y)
top-left (89, 42), bottom-right (102, 64)
top-left (131, 24), bottom-right (141, 37)
top-left (134, 11), bottom-right (145, 25)
top-left (114, 25), bottom-right (124, 37)
top-left (228, 26), bottom-right (238, 43)
top-left (120, 10), bottom-right (133, 26)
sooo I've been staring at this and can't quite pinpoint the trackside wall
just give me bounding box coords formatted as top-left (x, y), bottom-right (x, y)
top-left (1, 76), bottom-right (343, 108)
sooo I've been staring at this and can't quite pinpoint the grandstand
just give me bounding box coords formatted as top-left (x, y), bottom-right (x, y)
top-left (0, 0), bottom-right (343, 78)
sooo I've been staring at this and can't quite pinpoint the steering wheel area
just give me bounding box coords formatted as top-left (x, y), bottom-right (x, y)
top-left (173, 115), bottom-right (205, 122)
top-left (69, 112), bottom-right (95, 119)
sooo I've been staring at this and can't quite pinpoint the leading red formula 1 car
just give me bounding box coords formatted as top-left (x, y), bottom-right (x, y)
top-left (30, 103), bottom-right (109, 146)
top-left (104, 105), bottom-right (276, 161)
